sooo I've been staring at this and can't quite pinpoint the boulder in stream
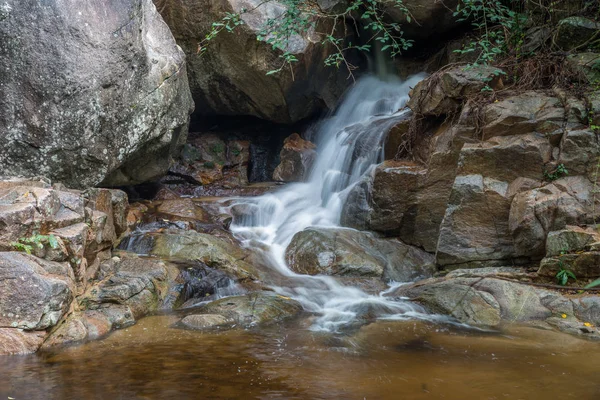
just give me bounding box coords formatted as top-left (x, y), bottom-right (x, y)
top-left (190, 292), bottom-right (303, 327)
top-left (285, 227), bottom-right (436, 282)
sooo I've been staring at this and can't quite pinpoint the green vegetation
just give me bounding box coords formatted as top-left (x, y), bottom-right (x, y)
top-left (200, 0), bottom-right (598, 79)
top-left (544, 163), bottom-right (568, 181)
top-left (556, 267), bottom-right (577, 286)
top-left (201, 0), bottom-right (414, 77)
top-left (11, 234), bottom-right (59, 255)
top-left (203, 161), bottom-right (216, 169)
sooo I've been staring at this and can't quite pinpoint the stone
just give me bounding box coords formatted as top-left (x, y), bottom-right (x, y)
top-left (538, 252), bottom-right (600, 279)
top-left (391, 276), bottom-right (552, 327)
top-left (285, 227), bottom-right (435, 281)
top-left (149, 231), bottom-right (258, 280)
top-left (165, 261), bottom-right (235, 309)
top-left (0, 252), bottom-right (74, 330)
top-left (272, 133), bottom-right (317, 182)
top-left (567, 53), bottom-right (600, 85)
top-left (545, 226), bottom-right (600, 257)
top-left (482, 92), bottom-right (564, 139)
top-left (81, 255), bottom-right (178, 318)
top-left (558, 128), bottom-right (600, 178)
top-left (436, 175), bottom-right (515, 267)
top-left (169, 133), bottom-right (251, 187)
top-left (154, 0), bottom-right (355, 124)
top-left (0, 0), bottom-right (193, 188)
top-left (197, 292), bottom-right (303, 326)
top-left (457, 134), bottom-right (552, 182)
top-left (367, 161), bottom-right (426, 235)
top-left (408, 65), bottom-right (503, 116)
top-left (0, 328), bottom-right (46, 355)
top-left (156, 198), bottom-right (211, 222)
top-left (509, 177), bottom-right (595, 258)
top-left (180, 314), bottom-right (232, 330)
top-left (555, 17), bottom-right (600, 51)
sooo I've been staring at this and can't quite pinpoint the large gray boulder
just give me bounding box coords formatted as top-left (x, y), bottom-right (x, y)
top-left (0, 0), bottom-right (193, 188)
top-left (154, 0), bottom-right (355, 124)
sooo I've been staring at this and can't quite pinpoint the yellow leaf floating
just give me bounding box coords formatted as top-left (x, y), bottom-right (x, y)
top-left (561, 313), bottom-right (567, 319)
top-left (584, 322), bottom-right (593, 327)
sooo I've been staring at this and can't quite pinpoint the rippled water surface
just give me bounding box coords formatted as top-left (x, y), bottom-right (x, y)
top-left (2, 316), bottom-right (600, 399)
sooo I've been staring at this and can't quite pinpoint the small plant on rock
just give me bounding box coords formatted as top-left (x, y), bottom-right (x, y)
top-left (11, 234), bottom-right (59, 255)
top-left (556, 267), bottom-right (577, 286)
top-left (556, 248), bottom-right (576, 286)
top-left (544, 163), bottom-right (568, 181)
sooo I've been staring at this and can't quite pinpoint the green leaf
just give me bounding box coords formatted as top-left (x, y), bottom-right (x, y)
top-left (585, 278), bottom-right (600, 289)
top-left (48, 235), bottom-right (59, 249)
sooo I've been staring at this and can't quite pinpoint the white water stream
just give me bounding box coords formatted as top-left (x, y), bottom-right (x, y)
top-left (228, 74), bottom-right (438, 332)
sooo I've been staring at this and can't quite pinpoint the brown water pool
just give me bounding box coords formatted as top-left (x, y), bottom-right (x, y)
top-left (1, 315), bottom-right (599, 399)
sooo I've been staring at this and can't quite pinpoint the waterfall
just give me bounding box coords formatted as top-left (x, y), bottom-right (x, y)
top-left (228, 74), bottom-right (430, 332)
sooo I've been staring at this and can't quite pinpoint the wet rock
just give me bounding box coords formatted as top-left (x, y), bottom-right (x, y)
top-left (0, 0), bottom-right (193, 188)
top-left (196, 292), bottom-right (303, 326)
top-left (180, 314), bottom-right (232, 330)
top-left (272, 133), bottom-right (317, 182)
top-left (0, 328), bottom-right (46, 355)
top-left (555, 17), bottom-right (600, 51)
top-left (42, 306), bottom-right (136, 348)
top-left (390, 273), bottom-right (600, 337)
top-left (0, 252), bottom-right (74, 330)
top-left (149, 231), bottom-right (258, 280)
top-left (165, 261), bottom-right (237, 309)
top-left (367, 161), bottom-right (426, 235)
top-left (154, 0), bottom-right (355, 124)
top-left (391, 270), bottom-right (600, 339)
top-left (407, 66), bottom-right (503, 116)
top-left (81, 255), bottom-right (178, 318)
top-left (285, 227), bottom-right (435, 282)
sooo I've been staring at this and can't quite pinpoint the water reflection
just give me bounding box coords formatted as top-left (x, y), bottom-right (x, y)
top-left (2, 316), bottom-right (600, 399)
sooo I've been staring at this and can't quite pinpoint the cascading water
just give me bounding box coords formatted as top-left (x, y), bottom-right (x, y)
top-left (227, 74), bottom-right (438, 332)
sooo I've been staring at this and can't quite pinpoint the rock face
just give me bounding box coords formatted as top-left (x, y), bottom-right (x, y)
top-left (0, 179), bottom-right (134, 354)
top-left (272, 133), bottom-right (317, 182)
top-left (0, 180), bottom-right (129, 290)
top-left (285, 227), bottom-right (436, 282)
top-left (154, 0), bottom-right (355, 124)
top-left (0, 0), bottom-right (193, 188)
top-left (343, 65), bottom-right (600, 269)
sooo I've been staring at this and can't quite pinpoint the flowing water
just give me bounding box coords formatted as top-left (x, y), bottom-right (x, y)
top-left (228, 74), bottom-right (431, 332)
